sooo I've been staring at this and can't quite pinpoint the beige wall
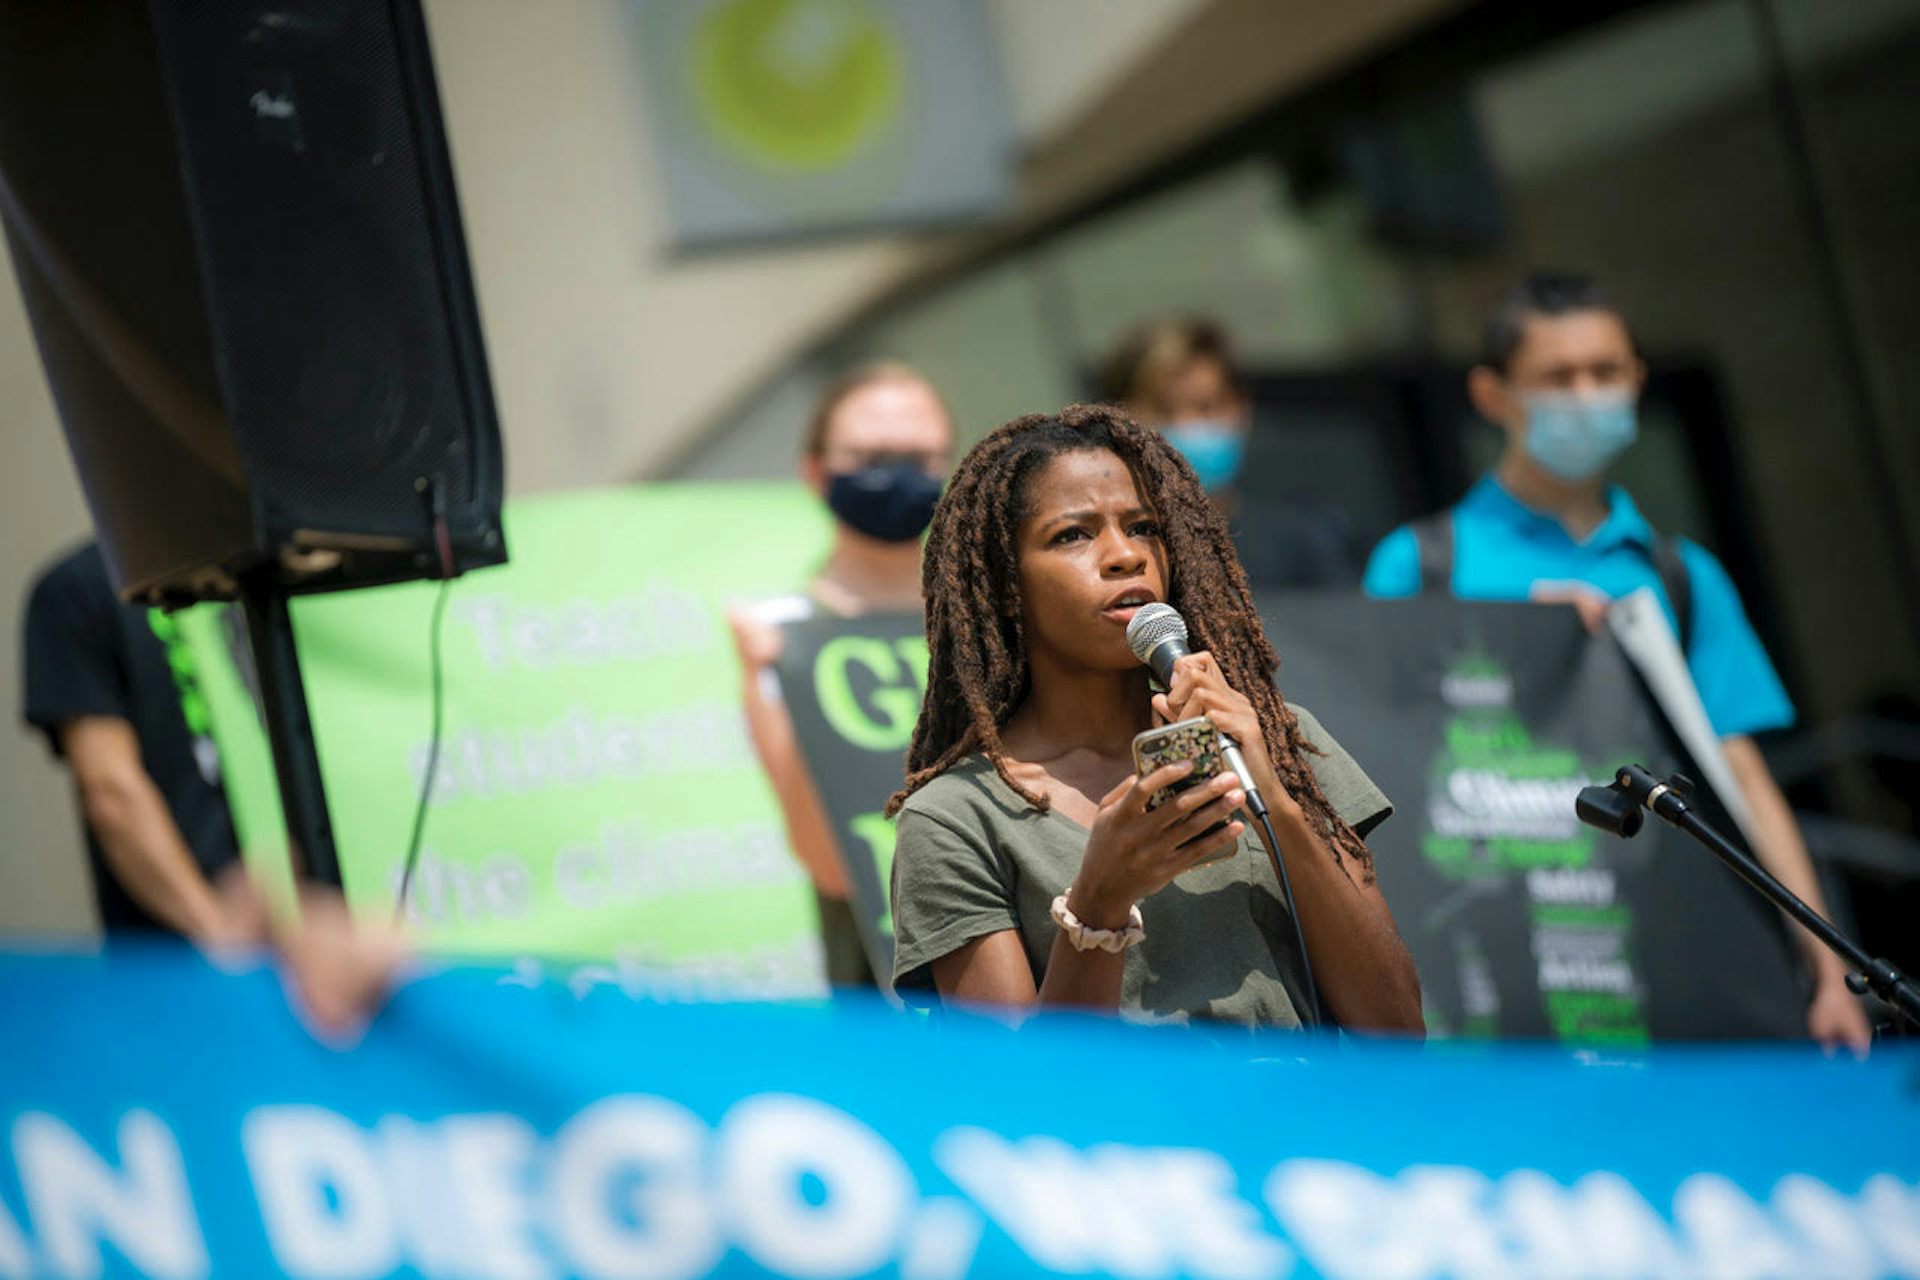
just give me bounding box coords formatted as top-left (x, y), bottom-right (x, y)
top-left (420, 0), bottom-right (1208, 495)
top-left (0, 246), bottom-right (97, 937)
top-left (424, 0), bottom-right (1456, 488)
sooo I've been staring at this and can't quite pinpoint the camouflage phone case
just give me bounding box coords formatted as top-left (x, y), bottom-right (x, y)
top-left (1133, 716), bottom-right (1225, 810)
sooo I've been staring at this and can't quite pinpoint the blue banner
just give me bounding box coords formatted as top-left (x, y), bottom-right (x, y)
top-left (1, 948), bottom-right (1916, 1279)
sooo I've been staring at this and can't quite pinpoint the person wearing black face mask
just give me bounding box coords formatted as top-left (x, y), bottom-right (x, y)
top-left (824, 455), bottom-right (945, 545)
top-left (727, 362), bottom-right (955, 988)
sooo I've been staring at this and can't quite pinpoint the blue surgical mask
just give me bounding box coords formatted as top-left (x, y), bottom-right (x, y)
top-left (1161, 420), bottom-right (1246, 493)
top-left (826, 460), bottom-right (942, 543)
top-left (1522, 390), bottom-right (1639, 481)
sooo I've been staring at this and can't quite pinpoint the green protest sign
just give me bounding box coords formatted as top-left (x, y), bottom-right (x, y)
top-left (773, 612), bottom-right (928, 985)
top-left (183, 485), bottom-right (837, 995)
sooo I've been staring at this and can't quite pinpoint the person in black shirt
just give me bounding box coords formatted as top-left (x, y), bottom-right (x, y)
top-left (21, 541), bottom-right (239, 937)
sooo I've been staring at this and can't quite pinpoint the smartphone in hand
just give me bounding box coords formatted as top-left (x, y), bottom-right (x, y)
top-left (1131, 716), bottom-right (1237, 868)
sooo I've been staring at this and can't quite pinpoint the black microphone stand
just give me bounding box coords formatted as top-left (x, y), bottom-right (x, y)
top-left (1577, 764), bottom-right (1920, 1031)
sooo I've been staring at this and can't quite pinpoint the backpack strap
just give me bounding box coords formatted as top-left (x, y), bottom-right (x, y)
top-left (1409, 512), bottom-right (1454, 595)
top-left (1650, 534), bottom-right (1694, 654)
top-left (1410, 506), bottom-right (1694, 648)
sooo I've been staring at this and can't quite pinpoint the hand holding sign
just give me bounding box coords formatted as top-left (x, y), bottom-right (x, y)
top-left (206, 868), bottom-right (412, 1046)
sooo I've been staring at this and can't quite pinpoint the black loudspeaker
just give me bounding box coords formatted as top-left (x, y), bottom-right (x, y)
top-left (0, 0), bottom-right (505, 605)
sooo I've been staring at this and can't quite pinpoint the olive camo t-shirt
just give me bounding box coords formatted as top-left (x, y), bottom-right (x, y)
top-left (890, 706), bottom-right (1391, 1028)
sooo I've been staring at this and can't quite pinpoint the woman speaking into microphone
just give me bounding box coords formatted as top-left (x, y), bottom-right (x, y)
top-left (885, 404), bottom-right (1422, 1032)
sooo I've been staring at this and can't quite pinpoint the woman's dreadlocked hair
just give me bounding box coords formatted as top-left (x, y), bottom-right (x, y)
top-left (884, 403), bottom-right (1372, 876)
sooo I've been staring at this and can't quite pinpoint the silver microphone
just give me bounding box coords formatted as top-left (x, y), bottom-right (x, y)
top-left (1125, 603), bottom-right (1269, 819)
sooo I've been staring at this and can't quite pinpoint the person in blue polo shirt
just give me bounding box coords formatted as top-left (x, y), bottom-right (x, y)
top-left (1364, 270), bottom-right (1870, 1053)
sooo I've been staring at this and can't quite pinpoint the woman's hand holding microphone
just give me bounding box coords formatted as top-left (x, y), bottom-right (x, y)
top-left (1153, 651), bottom-right (1301, 822)
top-left (1061, 649), bottom-right (1286, 939)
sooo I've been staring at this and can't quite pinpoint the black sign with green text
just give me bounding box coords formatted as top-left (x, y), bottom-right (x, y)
top-left (777, 596), bottom-right (1808, 1040)
top-left (774, 612), bottom-right (928, 986)
top-left (1260, 595), bottom-right (1805, 1042)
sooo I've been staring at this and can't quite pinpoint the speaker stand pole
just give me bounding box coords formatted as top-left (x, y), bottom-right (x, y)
top-left (239, 572), bottom-right (341, 889)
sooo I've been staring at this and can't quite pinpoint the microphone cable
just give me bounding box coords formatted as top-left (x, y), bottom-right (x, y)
top-left (1127, 603), bottom-right (1326, 1028)
top-left (395, 476), bottom-right (455, 925)
top-left (1250, 803), bottom-right (1323, 1030)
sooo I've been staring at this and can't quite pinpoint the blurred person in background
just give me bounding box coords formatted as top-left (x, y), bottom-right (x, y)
top-left (1363, 269), bottom-right (1871, 1053)
top-left (728, 363), bottom-right (955, 987)
top-left (22, 541), bottom-right (239, 940)
top-left (1100, 316), bottom-right (1358, 589)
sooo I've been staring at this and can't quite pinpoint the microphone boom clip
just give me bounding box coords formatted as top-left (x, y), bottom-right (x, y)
top-left (1577, 764), bottom-right (1919, 1032)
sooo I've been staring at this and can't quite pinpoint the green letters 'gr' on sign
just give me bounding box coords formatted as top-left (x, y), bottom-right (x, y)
top-left (813, 634), bottom-right (929, 752)
top-left (777, 612), bottom-right (929, 987)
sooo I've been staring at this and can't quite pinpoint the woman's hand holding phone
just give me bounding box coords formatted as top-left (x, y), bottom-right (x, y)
top-left (1066, 764), bottom-right (1245, 930)
top-left (1152, 651), bottom-right (1297, 819)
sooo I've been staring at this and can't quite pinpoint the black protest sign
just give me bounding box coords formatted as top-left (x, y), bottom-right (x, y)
top-left (774, 611), bottom-right (927, 987)
top-left (1256, 594), bottom-right (1804, 1042)
top-left (774, 594), bottom-right (1807, 1039)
